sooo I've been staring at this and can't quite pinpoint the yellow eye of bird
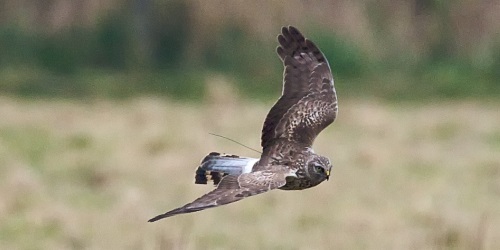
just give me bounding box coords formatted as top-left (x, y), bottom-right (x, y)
top-left (315, 165), bottom-right (324, 173)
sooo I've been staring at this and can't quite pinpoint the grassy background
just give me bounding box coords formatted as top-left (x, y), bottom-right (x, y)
top-left (0, 95), bottom-right (499, 249)
top-left (1, 0), bottom-right (499, 100)
top-left (1, 1), bottom-right (499, 249)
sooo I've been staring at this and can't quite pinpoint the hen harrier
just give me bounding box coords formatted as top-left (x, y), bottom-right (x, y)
top-left (149, 26), bottom-right (337, 222)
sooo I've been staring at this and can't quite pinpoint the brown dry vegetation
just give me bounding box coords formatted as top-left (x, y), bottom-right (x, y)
top-left (0, 95), bottom-right (499, 249)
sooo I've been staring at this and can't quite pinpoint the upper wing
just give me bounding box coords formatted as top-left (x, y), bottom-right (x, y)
top-left (148, 169), bottom-right (288, 222)
top-left (261, 26), bottom-right (337, 150)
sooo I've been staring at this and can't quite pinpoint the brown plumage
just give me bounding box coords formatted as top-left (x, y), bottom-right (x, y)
top-left (149, 26), bottom-right (337, 222)
top-left (261, 26), bottom-right (337, 150)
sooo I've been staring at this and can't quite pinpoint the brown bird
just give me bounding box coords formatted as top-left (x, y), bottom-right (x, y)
top-left (149, 26), bottom-right (338, 222)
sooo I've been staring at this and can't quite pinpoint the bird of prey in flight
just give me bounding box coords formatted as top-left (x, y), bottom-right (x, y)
top-left (149, 26), bottom-right (338, 222)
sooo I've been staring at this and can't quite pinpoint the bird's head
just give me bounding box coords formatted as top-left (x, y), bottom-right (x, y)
top-left (304, 154), bottom-right (332, 184)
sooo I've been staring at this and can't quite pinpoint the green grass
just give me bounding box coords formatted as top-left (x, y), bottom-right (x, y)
top-left (0, 96), bottom-right (499, 249)
top-left (2, 20), bottom-right (499, 102)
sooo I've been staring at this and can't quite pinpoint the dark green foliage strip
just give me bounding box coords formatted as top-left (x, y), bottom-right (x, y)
top-left (0, 4), bottom-right (498, 101)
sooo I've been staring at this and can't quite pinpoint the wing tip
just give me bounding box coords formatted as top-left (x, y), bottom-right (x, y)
top-left (283, 25), bottom-right (304, 42)
top-left (281, 25), bottom-right (299, 34)
top-left (148, 208), bottom-right (184, 222)
top-left (148, 206), bottom-right (194, 222)
top-left (148, 213), bottom-right (168, 222)
top-left (276, 25), bottom-right (307, 58)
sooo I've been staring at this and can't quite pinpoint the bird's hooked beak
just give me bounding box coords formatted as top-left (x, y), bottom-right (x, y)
top-left (326, 169), bottom-right (330, 181)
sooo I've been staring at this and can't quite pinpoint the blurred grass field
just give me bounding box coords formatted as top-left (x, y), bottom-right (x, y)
top-left (1, 1), bottom-right (499, 249)
top-left (0, 94), bottom-right (499, 249)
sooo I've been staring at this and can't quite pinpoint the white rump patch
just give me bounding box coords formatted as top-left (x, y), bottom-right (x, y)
top-left (243, 159), bottom-right (259, 173)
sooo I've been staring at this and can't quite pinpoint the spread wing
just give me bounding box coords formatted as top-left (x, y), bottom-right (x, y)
top-left (261, 26), bottom-right (337, 150)
top-left (148, 169), bottom-right (288, 222)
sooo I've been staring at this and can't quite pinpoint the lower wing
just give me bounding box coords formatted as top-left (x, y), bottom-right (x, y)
top-left (148, 169), bottom-right (288, 222)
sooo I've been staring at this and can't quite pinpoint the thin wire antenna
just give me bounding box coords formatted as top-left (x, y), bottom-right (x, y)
top-left (208, 133), bottom-right (262, 154)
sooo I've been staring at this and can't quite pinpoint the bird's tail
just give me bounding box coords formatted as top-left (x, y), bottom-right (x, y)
top-left (194, 152), bottom-right (259, 185)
